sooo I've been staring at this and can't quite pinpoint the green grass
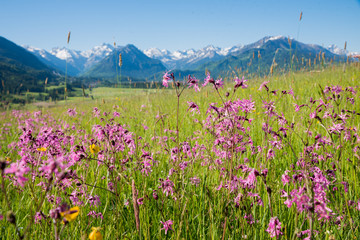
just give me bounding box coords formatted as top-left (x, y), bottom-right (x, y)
top-left (0, 63), bottom-right (360, 239)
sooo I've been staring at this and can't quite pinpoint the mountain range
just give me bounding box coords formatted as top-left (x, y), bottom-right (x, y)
top-left (24, 43), bottom-right (115, 76)
top-left (143, 44), bottom-right (244, 70)
top-left (194, 36), bottom-right (343, 78)
top-left (0, 35), bottom-right (358, 91)
top-left (82, 44), bottom-right (166, 79)
top-left (22, 36), bottom-right (358, 78)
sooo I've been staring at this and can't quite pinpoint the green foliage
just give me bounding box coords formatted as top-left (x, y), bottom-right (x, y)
top-left (0, 64), bottom-right (359, 239)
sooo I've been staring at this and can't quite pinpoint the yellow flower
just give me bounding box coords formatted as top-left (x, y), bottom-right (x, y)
top-left (60, 206), bottom-right (79, 223)
top-left (6, 157), bottom-right (11, 162)
top-left (37, 147), bottom-right (47, 152)
top-left (89, 227), bottom-right (102, 240)
top-left (90, 144), bottom-right (100, 154)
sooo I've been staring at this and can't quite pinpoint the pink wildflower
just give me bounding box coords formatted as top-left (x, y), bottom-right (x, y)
top-left (162, 71), bottom-right (172, 88)
top-left (187, 75), bottom-right (200, 92)
top-left (258, 81), bottom-right (270, 91)
top-left (161, 219), bottom-right (174, 235)
top-left (187, 101), bottom-right (200, 114)
top-left (234, 76), bottom-right (248, 89)
top-left (266, 217), bottom-right (283, 238)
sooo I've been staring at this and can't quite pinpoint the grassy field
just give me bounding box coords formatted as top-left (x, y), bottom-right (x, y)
top-left (0, 63), bottom-right (360, 239)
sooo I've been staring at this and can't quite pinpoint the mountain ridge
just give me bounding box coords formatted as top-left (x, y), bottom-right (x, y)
top-left (81, 44), bottom-right (166, 79)
top-left (23, 36), bottom-right (358, 78)
top-left (0, 36), bottom-right (60, 96)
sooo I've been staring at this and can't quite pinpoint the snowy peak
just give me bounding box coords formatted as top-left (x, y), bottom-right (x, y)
top-left (81, 43), bottom-right (114, 58)
top-left (326, 44), bottom-right (359, 57)
top-left (24, 45), bottom-right (54, 60)
top-left (143, 44), bottom-right (244, 70)
top-left (264, 35), bottom-right (286, 42)
top-left (24, 43), bottom-right (117, 75)
top-left (22, 36), bottom-right (360, 77)
top-left (50, 47), bottom-right (84, 63)
top-left (327, 44), bottom-right (347, 55)
top-left (143, 48), bottom-right (171, 58)
top-left (81, 43), bottom-right (115, 69)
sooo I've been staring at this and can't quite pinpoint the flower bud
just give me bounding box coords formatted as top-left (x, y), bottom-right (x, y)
top-left (153, 190), bottom-right (158, 200)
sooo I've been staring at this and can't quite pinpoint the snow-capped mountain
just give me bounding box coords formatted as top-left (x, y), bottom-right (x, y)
top-left (24, 43), bottom-right (115, 75)
top-left (327, 44), bottom-right (347, 55)
top-left (143, 44), bottom-right (243, 70)
top-left (23, 36), bottom-right (359, 77)
top-left (326, 44), bottom-right (359, 57)
top-left (82, 44), bottom-right (166, 79)
top-left (81, 44), bottom-right (115, 69)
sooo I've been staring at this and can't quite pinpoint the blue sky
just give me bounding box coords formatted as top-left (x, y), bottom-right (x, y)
top-left (1, 0), bottom-right (359, 52)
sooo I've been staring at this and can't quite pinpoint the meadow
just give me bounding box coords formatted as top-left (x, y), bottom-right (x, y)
top-left (0, 63), bottom-right (360, 239)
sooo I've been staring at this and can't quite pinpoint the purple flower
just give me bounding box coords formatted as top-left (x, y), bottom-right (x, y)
top-left (288, 88), bottom-right (295, 98)
top-left (161, 219), bottom-right (174, 235)
top-left (234, 76), bottom-right (248, 89)
top-left (153, 190), bottom-right (159, 200)
top-left (235, 99), bottom-right (255, 113)
top-left (244, 214), bottom-right (254, 224)
top-left (329, 123), bottom-right (345, 134)
top-left (160, 178), bottom-right (175, 196)
top-left (190, 176), bottom-right (201, 186)
top-left (87, 211), bottom-right (103, 219)
top-left (331, 85), bottom-right (343, 95)
top-left (162, 71), bottom-right (172, 88)
top-left (215, 78), bottom-right (224, 88)
top-left (187, 101), bottom-right (200, 114)
top-left (34, 212), bottom-right (45, 224)
top-left (4, 162), bottom-right (30, 187)
top-left (281, 170), bottom-right (291, 186)
top-left (267, 148), bottom-right (275, 159)
top-left (297, 229), bottom-right (312, 240)
top-left (202, 72), bottom-right (213, 87)
top-left (258, 81), bottom-right (270, 91)
top-left (179, 161), bottom-right (189, 171)
top-left (243, 169), bottom-right (259, 189)
top-left (294, 104), bottom-right (299, 112)
top-left (137, 198), bottom-right (144, 205)
top-left (266, 217), bottom-right (283, 238)
top-left (67, 108), bottom-right (77, 116)
top-left (88, 195), bottom-right (101, 207)
top-left (262, 101), bottom-right (276, 116)
top-left (93, 107), bottom-right (100, 117)
top-left (187, 75), bottom-right (200, 92)
top-left (309, 111), bottom-right (316, 119)
top-left (341, 181), bottom-right (349, 193)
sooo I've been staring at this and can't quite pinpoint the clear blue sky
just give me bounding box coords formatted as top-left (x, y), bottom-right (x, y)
top-left (1, 0), bottom-right (359, 52)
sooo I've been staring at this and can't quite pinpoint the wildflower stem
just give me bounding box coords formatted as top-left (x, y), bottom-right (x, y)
top-left (176, 199), bottom-right (188, 240)
top-left (22, 177), bottom-right (53, 239)
top-left (131, 180), bottom-right (140, 232)
top-left (221, 217), bottom-right (227, 240)
top-left (77, 179), bottom-right (117, 196)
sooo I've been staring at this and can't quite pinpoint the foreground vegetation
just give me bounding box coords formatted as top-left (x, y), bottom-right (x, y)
top-left (0, 64), bottom-right (360, 239)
